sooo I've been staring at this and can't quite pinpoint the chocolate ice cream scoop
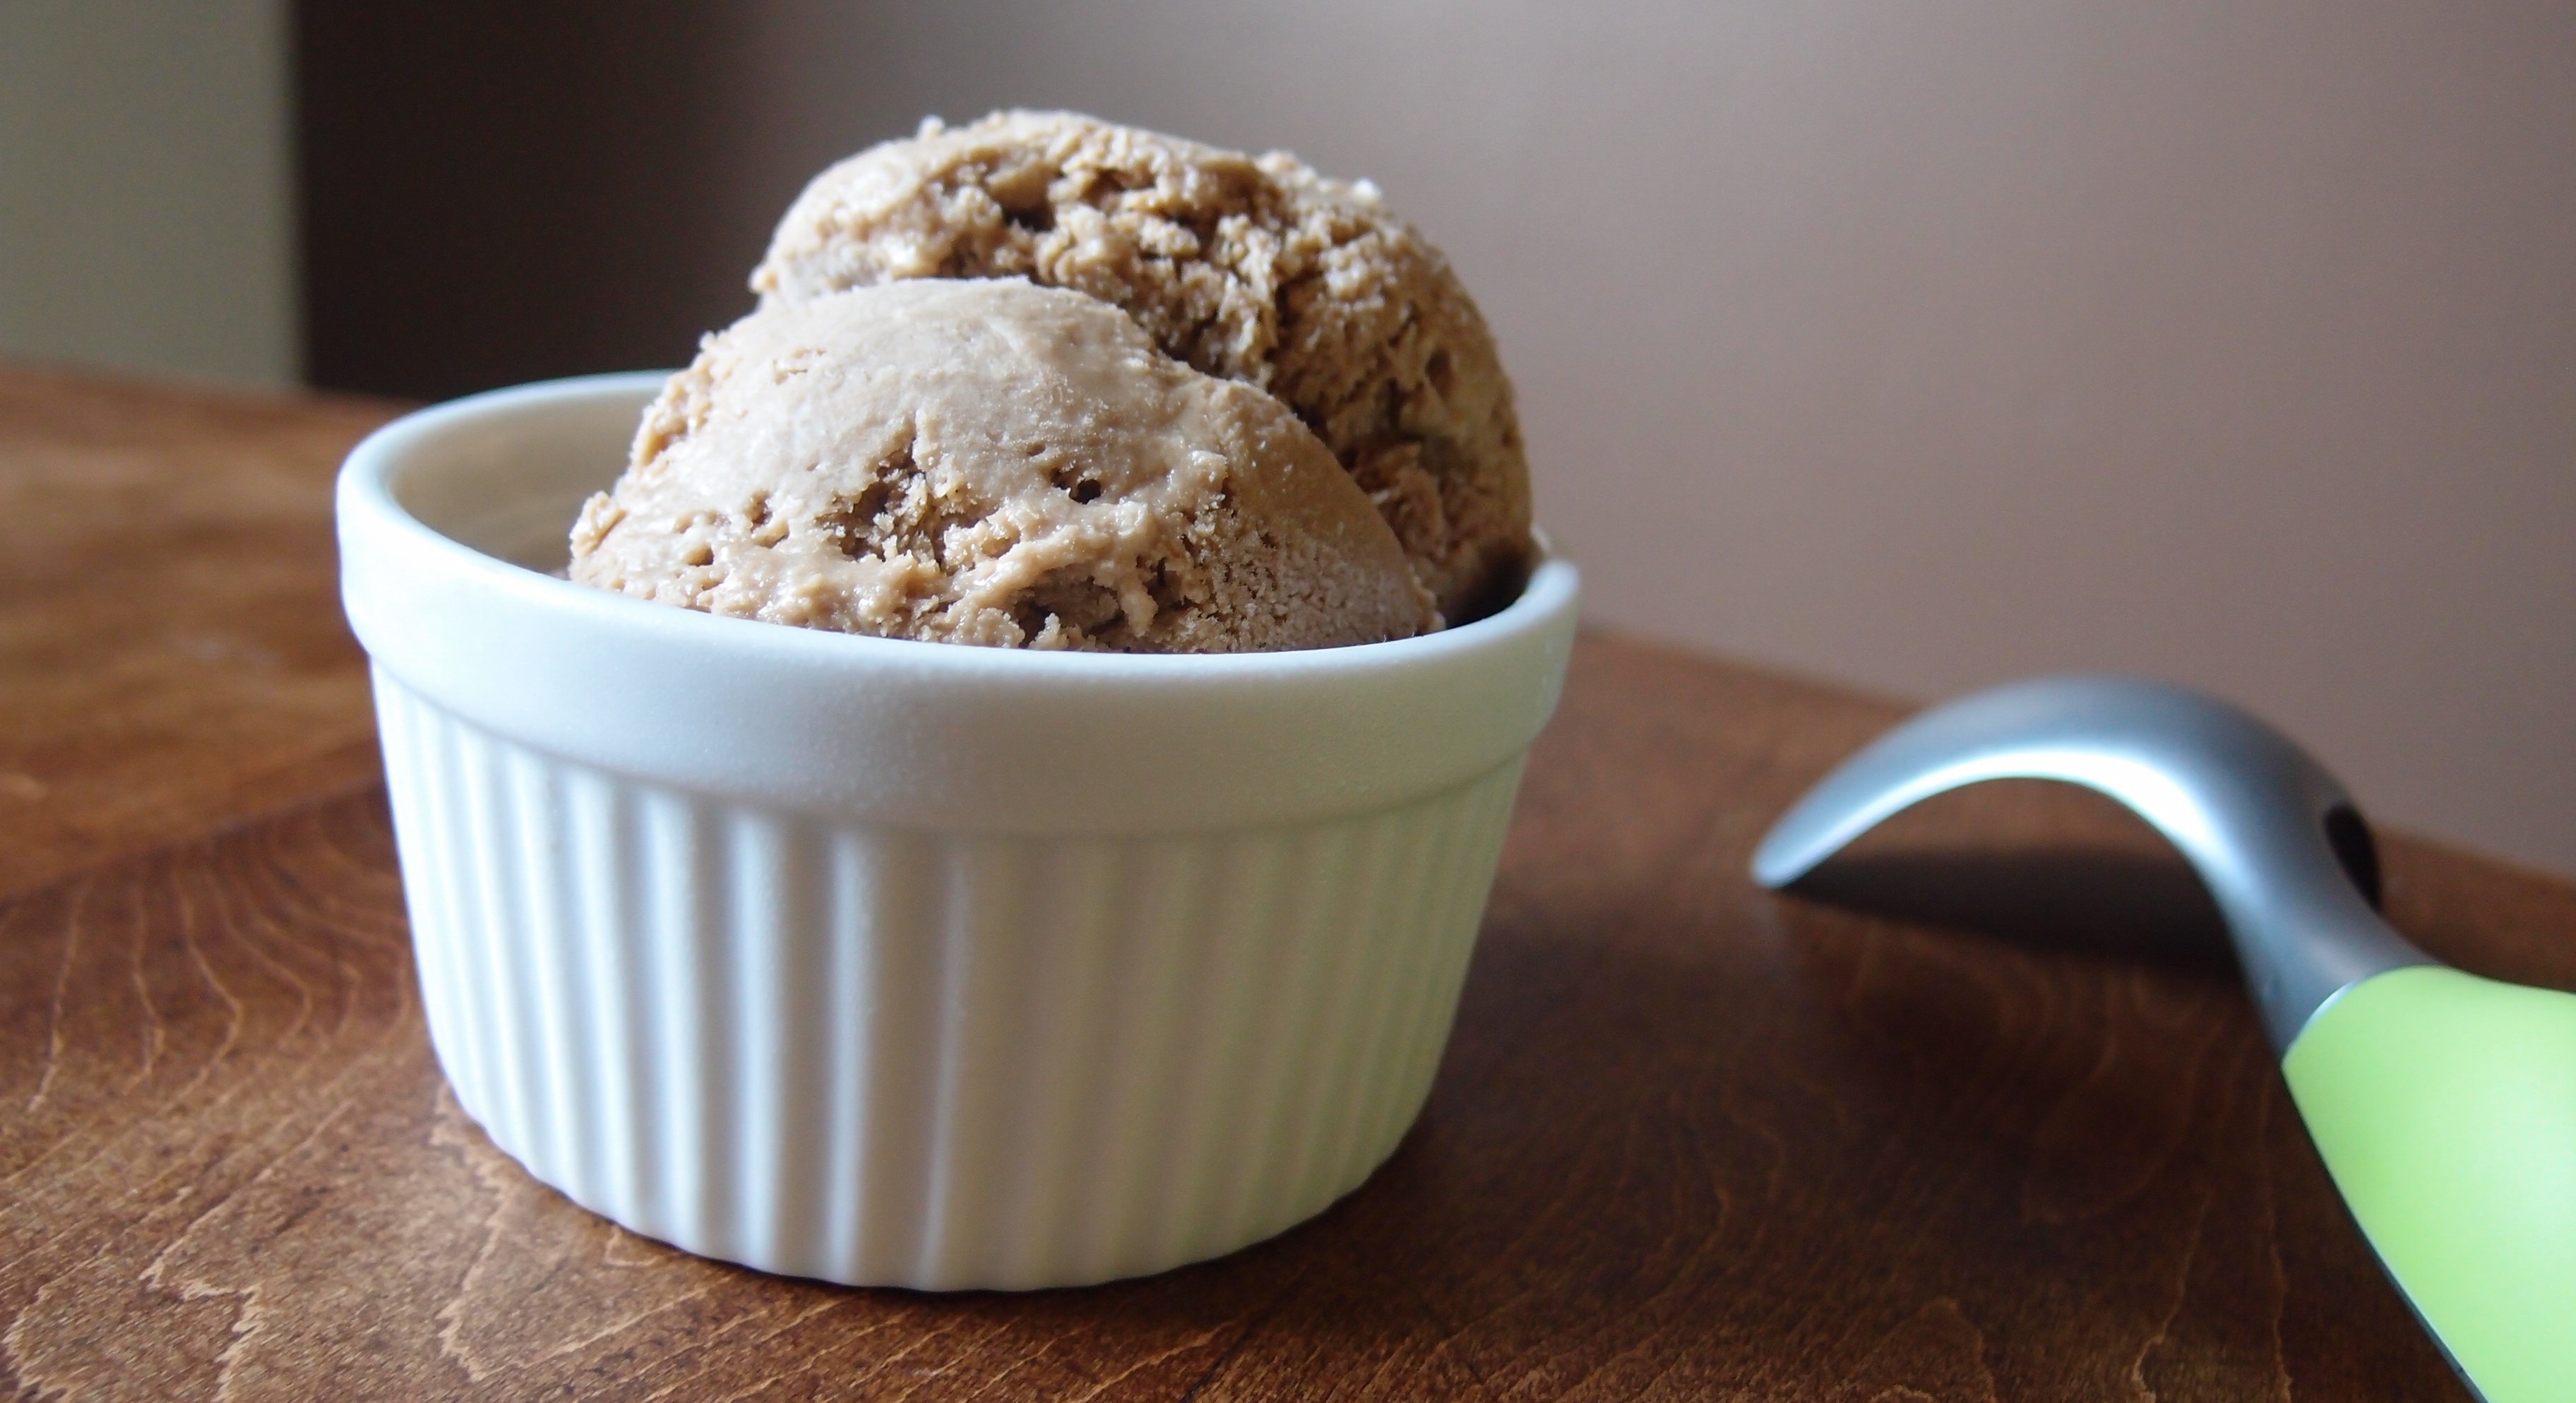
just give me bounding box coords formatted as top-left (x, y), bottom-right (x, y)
top-left (751, 110), bottom-right (1533, 624)
top-left (569, 279), bottom-right (1438, 652)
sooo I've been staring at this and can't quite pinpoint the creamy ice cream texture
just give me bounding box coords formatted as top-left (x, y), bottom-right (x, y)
top-left (576, 111), bottom-right (1532, 649)
top-left (756, 110), bottom-right (1532, 624)
top-left (571, 280), bottom-right (1438, 652)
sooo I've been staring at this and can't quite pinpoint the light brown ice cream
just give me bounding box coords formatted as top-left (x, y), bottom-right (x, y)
top-left (753, 110), bottom-right (1533, 623)
top-left (569, 279), bottom-right (1438, 652)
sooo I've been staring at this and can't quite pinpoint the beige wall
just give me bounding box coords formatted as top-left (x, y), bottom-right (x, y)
top-left (713, 0), bottom-right (2575, 876)
top-left (0, 0), bottom-right (298, 386)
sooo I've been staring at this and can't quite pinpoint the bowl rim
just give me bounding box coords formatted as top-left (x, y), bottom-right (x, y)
top-left (337, 371), bottom-right (1582, 831)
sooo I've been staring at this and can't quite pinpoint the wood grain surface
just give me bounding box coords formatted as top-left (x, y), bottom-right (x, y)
top-left (8, 365), bottom-right (2570, 1399)
top-left (0, 362), bottom-right (398, 901)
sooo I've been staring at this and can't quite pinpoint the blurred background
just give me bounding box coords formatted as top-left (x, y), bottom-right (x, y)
top-left (3, 0), bottom-right (2570, 876)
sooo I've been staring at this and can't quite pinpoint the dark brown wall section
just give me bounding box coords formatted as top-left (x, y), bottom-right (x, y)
top-left (296, 4), bottom-right (778, 400)
top-left (294, 2), bottom-right (1092, 401)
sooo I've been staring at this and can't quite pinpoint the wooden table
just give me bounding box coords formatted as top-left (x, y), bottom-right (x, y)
top-left (7, 362), bottom-right (2568, 1400)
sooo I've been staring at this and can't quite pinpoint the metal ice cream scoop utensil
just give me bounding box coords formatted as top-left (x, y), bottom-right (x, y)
top-left (1753, 677), bottom-right (2576, 1403)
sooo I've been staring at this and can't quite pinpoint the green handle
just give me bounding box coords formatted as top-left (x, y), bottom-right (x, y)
top-left (2285, 965), bottom-right (2576, 1400)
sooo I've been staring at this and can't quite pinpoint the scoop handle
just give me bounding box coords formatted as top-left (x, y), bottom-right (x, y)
top-left (2287, 966), bottom-right (2576, 1402)
top-left (1751, 674), bottom-right (2429, 1053)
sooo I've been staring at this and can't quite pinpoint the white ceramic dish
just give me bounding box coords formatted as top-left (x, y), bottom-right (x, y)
top-left (336, 371), bottom-right (1580, 1289)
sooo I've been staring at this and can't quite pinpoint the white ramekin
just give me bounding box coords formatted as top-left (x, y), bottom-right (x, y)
top-left (336, 371), bottom-right (1579, 1289)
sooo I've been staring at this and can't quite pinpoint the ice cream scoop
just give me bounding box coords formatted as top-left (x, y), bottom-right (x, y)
top-left (571, 278), bottom-right (1437, 652)
top-left (752, 111), bottom-right (1534, 624)
top-left (1754, 676), bottom-right (2576, 1403)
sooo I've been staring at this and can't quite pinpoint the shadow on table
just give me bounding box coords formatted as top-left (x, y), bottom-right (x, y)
top-left (1782, 844), bottom-right (2240, 977)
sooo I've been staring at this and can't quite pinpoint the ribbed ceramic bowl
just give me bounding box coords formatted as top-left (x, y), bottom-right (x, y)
top-left (336, 371), bottom-right (1579, 1289)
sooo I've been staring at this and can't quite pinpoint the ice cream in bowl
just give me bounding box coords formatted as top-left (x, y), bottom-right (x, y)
top-left (335, 112), bottom-right (1579, 1289)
